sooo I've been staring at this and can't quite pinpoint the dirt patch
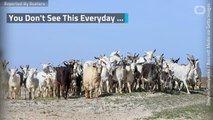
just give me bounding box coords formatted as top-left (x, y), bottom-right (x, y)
top-left (2, 90), bottom-right (208, 120)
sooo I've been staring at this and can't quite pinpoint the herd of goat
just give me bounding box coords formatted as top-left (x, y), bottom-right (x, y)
top-left (0, 49), bottom-right (202, 99)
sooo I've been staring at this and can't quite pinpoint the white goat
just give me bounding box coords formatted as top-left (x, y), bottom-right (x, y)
top-left (8, 68), bottom-right (21, 99)
top-left (109, 51), bottom-right (122, 63)
top-left (125, 62), bottom-right (136, 93)
top-left (143, 49), bottom-right (156, 63)
top-left (97, 56), bottom-right (114, 95)
top-left (83, 62), bottom-right (102, 98)
top-left (26, 68), bottom-right (39, 99)
top-left (165, 57), bottom-right (199, 94)
top-left (110, 60), bottom-right (127, 94)
top-left (37, 63), bottom-right (52, 97)
top-left (44, 70), bottom-right (57, 97)
top-left (186, 54), bottom-right (202, 89)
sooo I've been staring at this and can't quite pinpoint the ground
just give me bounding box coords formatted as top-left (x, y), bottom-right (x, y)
top-left (2, 88), bottom-right (211, 120)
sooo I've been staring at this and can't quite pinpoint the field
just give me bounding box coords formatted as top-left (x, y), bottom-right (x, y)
top-left (2, 78), bottom-right (212, 120)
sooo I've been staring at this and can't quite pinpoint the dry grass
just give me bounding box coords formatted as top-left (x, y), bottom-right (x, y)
top-left (2, 88), bottom-right (209, 120)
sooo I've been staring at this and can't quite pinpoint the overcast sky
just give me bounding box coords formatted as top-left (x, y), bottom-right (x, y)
top-left (3, 0), bottom-right (207, 76)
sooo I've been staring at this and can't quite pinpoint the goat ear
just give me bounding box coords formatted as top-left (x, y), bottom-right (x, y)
top-left (94, 57), bottom-right (99, 60)
top-left (27, 65), bottom-right (30, 69)
top-left (187, 57), bottom-right (190, 62)
top-left (116, 51), bottom-right (120, 54)
top-left (102, 61), bottom-right (106, 65)
top-left (16, 68), bottom-right (18, 72)
top-left (187, 57), bottom-right (193, 64)
top-left (142, 55), bottom-right (146, 58)
top-left (186, 54), bottom-right (194, 60)
top-left (20, 66), bottom-right (23, 70)
top-left (144, 58), bottom-right (147, 62)
top-left (63, 61), bottom-right (68, 66)
top-left (177, 57), bottom-right (180, 61)
top-left (136, 54), bottom-right (139, 57)
top-left (127, 55), bottom-right (131, 59)
top-left (153, 49), bottom-right (156, 53)
top-left (161, 56), bottom-right (164, 60)
top-left (6, 61), bottom-right (9, 65)
top-left (136, 62), bottom-right (143, 65)
top-left (161, 58), bottom-right (164, 63)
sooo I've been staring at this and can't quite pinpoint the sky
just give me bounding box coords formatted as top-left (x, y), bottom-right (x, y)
top-left (2, 0), bottom-right (207, 76)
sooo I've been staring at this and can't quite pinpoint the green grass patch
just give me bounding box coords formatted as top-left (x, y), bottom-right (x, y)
top-left (144, 103), bottom-right (212, 120)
